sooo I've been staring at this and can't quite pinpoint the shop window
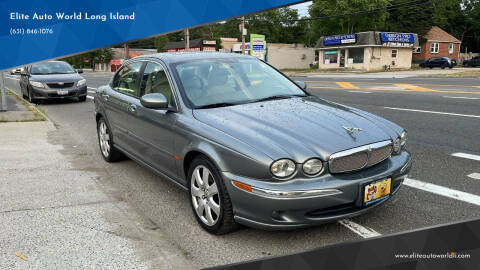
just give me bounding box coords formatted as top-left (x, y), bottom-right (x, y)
top-left (323, 51), bottom-right (338, 64)
top-left (430, 43), bottom-right (439, 53)
top-left (349, 48), bottom-right (364, 63)
top-left (448, 43), bottom-right (454, 54)
top-left (413, 47), bottom-right (421, 54)
top-left (391, 49), bottom-right (398, 59)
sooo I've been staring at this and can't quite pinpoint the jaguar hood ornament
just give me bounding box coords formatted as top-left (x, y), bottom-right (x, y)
top-left (343, 126), bottom-right (363, 135)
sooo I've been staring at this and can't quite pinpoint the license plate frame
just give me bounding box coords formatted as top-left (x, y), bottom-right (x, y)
top-left (363, 177), bottom-right (392, 206)
top-left (57, 90), bottom-right (69, 95)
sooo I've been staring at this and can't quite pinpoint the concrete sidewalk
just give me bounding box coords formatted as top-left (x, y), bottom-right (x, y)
top-left (0, 121), bottom-right (193, 269)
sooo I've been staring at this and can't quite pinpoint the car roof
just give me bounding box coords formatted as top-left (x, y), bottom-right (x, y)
top-left (132, 51), bottom-right (257, 64)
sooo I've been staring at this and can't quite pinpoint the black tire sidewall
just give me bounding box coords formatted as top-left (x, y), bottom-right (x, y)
top-left (187, 156), bottom-right (229, 234)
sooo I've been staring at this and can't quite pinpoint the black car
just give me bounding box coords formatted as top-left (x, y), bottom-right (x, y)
top-left (420, 57), bottom-right (456, 69)
top-left (20, 61), bottom-right (87, 103)
top-left (463, 56), bottom-right (480, 67)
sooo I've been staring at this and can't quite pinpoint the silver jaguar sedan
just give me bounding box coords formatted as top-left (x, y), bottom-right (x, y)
top-left (94, 52), bottom-right (411, 234)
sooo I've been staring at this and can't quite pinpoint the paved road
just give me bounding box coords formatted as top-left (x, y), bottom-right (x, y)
top-left (4, 72), bottom-right (480, 268)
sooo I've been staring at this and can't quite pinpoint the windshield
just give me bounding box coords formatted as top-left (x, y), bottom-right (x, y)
top-left (173, 58), bottom-right (306, 108)
top-left (31, 62), bottom-right (76, 75)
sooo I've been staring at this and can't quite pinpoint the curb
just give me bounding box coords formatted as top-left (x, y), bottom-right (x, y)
top-left (6, 87), bottom-right (56, 129)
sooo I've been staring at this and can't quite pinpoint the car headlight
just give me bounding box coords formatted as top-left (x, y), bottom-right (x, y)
top-left (303, 158), bottom-right (324, 175)
top-left (29, 81), bottom-right (44, 88)
top-left (77, 79), bottom-right (86, 86)
top-left (271, 159), bottom-right (296, 178)
top-left (393, 131), bottom-right (407, 154)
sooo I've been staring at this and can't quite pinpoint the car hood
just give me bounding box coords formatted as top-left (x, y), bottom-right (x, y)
top-left (193, 96), bottom-right (402, 162)
top-left (30, 73), bottom-right (83, 83)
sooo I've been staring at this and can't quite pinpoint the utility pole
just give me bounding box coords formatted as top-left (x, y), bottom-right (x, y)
top-left (185, 28), bottom-right (190, 51)
top-left (0, 72), bottom-right (7, 112)
top-left (241, 16), bottom-right (246, 55)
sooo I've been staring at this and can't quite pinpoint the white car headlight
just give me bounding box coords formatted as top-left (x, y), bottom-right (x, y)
top-left (77, 79), bottom-right (86, 86)
top-left (271, 159), bottom-right (296, 178)
top-left (303, 158), bottom-right (324, 175)
top-left (400, 131), bottom-right (407, 146)
top-left (29, 81), bottom-right (44, 88)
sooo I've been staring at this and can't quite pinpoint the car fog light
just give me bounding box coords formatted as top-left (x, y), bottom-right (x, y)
top-left (271, 159), bottom-right (296, 178)
top-left (303, 158), bottom-right (323, 175)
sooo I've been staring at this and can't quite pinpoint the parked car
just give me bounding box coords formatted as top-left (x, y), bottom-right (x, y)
top-left (463, 56), bottom-right (480, 67)
top-left (10, 67), bottom-right (23, 75)
top-left (94, 52), bottom-right (411, 234)
top-left (420, 57), bottom-right (456, 69)
top-left (19, 61), bottom-right (87, 103)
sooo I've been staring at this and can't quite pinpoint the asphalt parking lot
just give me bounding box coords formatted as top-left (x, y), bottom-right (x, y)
top-left (3, 70), bottom-right (480, 268)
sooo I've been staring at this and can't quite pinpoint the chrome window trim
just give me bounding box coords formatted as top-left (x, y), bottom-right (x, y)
top-left (328, 140), bottom-right (393, 173)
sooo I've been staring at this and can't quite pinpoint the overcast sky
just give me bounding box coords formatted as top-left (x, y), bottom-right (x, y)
top-left (290, 1), bottom-right (311, 17)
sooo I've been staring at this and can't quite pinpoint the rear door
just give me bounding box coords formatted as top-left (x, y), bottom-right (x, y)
top-left (101, 61), bottom-right (145, 156)
top-left (132, 60), bottom-right (179, 179)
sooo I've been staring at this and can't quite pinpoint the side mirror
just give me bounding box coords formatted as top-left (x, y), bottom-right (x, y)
top-left (76, 69), bottom-right (83, 74)
top-left (140, 93), bottom-right (168, 109)
top-left (295, 80), bottom-right (307, 90)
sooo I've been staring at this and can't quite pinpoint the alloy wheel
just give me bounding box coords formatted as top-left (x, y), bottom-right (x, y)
top-left (190, 165), bottom-right (221, 226)
top-left (98, 121), bottom-right (111, 158)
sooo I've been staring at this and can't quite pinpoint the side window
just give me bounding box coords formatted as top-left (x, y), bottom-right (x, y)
top-left (112, 62), bottom-right (143, 97)
top-left (140, 62), bottom-right (174, 106)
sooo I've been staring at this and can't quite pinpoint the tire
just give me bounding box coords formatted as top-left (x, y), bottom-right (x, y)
top-left (78, 96), bottom-right (87, 102)
top-left (27, 89), bottom-right (37, 104)
top-left (188, 156), bottom-right (239, 234)
top-left (97, 117), bottom-right (124, 162)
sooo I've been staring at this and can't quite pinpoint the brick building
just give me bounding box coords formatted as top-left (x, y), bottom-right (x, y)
top-left (413, 26), bottom-right (461, 63)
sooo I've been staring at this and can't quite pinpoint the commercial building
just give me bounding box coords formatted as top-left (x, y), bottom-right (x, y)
top-left (315, 31), bottom-right (419, 71)
top-left (162, 38), bottom-right (217, 52)
top-left (412, 26), bottom-right (461, 63)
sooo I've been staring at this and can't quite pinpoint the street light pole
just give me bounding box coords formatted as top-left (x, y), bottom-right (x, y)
top-left (185, 28), bottom-right (190, 51)
top-left (241, 16), bottom-right (245, 55)
top-left (0, 72), bottom-right (7, 112)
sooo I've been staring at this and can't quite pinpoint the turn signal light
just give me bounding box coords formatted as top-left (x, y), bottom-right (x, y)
top-left (232, 180), bottom-right (252, 192)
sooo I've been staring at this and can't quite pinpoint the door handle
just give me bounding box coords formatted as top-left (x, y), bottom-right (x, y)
top-left (128, 104), bottom-right (137, 113)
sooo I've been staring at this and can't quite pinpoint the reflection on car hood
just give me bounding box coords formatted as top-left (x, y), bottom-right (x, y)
top-left (193, 96), bottom-right (401, 161)
top-left (30, 73), bottom-right (83, 83)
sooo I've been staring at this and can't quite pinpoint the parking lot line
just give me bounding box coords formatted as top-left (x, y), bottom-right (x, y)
top-left (451, 152), bottom-right (480, 161)
top-left (384, 107), bottom-right (480, 118)
top-left (336, 82), bottom-right (359, 89)
top-left (348, 90), bottom-right (371, 93)
top-left (404, 178), bottom-right (480, 207)
top-left (87, 87), bottom-right (97, 90)
top-left (338, 219), bottom-right (381, 238)
top-left (443, 96), bottom-right (480, 100)
top-left (467, 173), bottom-right (480, 180)
top-left (86, 96), bottom-right (94, 100)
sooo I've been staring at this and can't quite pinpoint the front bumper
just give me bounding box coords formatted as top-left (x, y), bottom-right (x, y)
top-left (30, 85), bottom-right (87, 99)
top-left (223, 150), bottom-right (412, 230)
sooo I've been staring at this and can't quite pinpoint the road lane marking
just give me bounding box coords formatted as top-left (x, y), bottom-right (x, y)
top-left (451, 152), bottom-right (480, 161)
top-left (349, 91), bottom-right (371, 93)
top-left (468, 173), bottom-right (480, 180)
top-left (338, 219), bottom-right (381, 238)
top-left (304, 80), bottom-right (480, 89)
top-left (404, 178), bottom-right (480, 206)
top-left (394, 83), bottom-right (436, 92)
top-left (87, 90), bottom-right (96, 93)
top-left (6, 76), bottom-right (20, 81)
top-left (384, 107), bottom-right (480, 118)
top-left (87, 87), bottom-right (97, 90)
top-left (443, 96), bottom-right (480, 100)
top-left (15, 252), bottom-right (27, 261)
top-left (336, 82), bottom-right (359, 89)
top-left (86, 96), bottom-right (94, 100)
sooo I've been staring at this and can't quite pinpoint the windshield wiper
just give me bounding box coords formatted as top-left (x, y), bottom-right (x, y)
top-left (196, 102), bottom-right (239, 109)
top-left (249, 94), bottom-right (305, 103)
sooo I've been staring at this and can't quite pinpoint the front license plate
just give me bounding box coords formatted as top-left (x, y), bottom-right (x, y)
top-left (364, 178), bottom-right (391, 205)
top-left (57, 90), bottom-right (68, 95)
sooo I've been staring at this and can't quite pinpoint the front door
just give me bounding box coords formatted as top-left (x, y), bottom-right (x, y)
top-left (133, 61), bottom-right (178, 179)
top-left (339, 49), bottom-right (346, 67)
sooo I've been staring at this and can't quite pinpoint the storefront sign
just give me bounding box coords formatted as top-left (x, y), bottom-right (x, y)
top-left (250, 34), bottom-right (266, 60)
top-left (203, 40), bottom-right (216, 45)
top-left (380, 32), bottom-right (415, 47)
top-left (323, 34), bottom-right (356, 46)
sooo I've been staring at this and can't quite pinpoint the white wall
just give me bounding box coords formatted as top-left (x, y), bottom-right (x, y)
top-left (267, 44), bottom-right (315, 69)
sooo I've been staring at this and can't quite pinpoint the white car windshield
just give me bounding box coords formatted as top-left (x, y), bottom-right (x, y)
top-left (174, 58), bottom-right (306, 108)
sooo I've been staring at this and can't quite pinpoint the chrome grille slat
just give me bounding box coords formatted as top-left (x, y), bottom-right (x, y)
top-left (329, 141), bottom-right (393, 174)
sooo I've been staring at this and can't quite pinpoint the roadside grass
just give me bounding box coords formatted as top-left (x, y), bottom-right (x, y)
top-left (2, 88), bottom-right (46, 122)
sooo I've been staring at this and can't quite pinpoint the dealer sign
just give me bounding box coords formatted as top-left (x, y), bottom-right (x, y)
top-left (380, 32), bottom-right (415, 47)
top-left (323, 34), bottom-right (356, 46)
